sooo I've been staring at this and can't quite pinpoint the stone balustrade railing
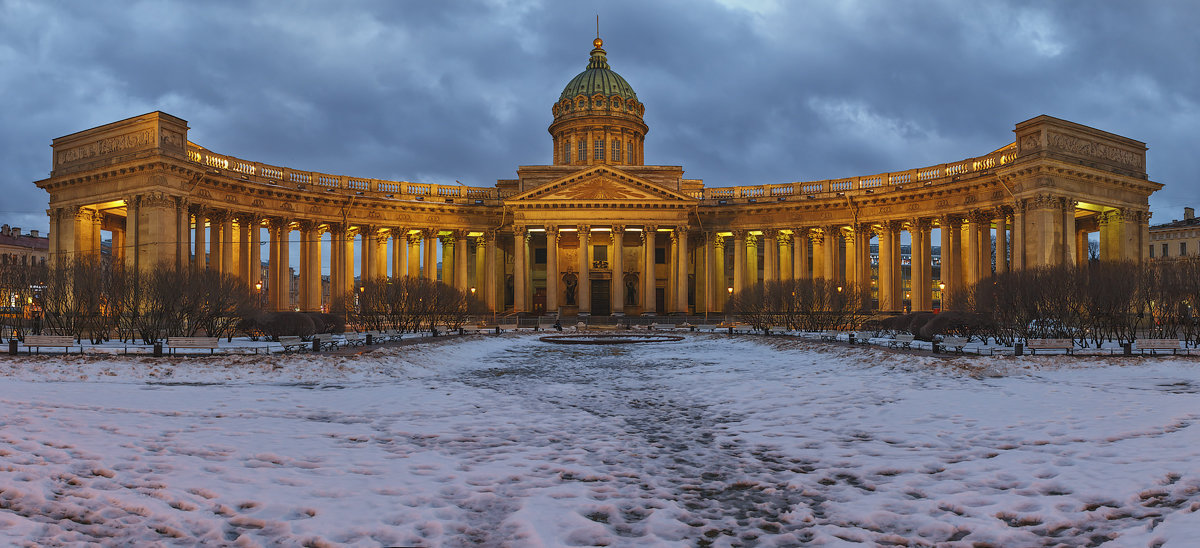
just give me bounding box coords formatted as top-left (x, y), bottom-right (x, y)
top-left (186, 144), bottom-right (504, 203)
top-left (186, 141), bottom-right (1018, 206)
top-left (691, 144), bottom-right (1019, 203)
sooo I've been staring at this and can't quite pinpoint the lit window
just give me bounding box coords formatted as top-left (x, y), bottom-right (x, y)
top-left (594, 140), bottom-right (605, 161)
top-left (612, 140), bottom-right (621, 163)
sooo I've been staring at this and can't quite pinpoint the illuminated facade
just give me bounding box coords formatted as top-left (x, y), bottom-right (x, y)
top-left (35, 37), bottom-right (1161, 315)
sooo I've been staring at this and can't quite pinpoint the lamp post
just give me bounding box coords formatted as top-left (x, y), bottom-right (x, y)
top-left (725, 286), bottom-right (734, 326)
top-left (937, 282), bottom-right (946, 312)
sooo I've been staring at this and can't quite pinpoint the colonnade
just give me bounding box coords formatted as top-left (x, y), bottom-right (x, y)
top-left (46, 198), bottom-right (1148, 316)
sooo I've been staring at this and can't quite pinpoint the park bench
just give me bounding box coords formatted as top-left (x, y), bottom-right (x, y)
top-left (1026, 338), bottom-right (1075, 355)
top-left (342, 332), bottom-right (366, 347)
top-left (940, 336), bottom-right (971, 354)
top-left (21, 335), bottom-right (80, 355)
top-left (887, 334), bottom-right (915, 348)
top-left (1135, 338), bottom-right (1183, 355)
top-left (277, 336), bottom-right (308, 353)
top-left (313, 333), bottom-right (340, 351)
top-left (166, 337), bottom-right (220, 355)
top-left (650, 323), bottom-right (676, 331)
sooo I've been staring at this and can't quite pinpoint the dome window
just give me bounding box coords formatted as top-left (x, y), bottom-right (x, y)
top-left (612, 139), bottom-right (622, 163)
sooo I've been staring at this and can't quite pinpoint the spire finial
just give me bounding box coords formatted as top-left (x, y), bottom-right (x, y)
top-left (593, 15), bottom-right (603, 48)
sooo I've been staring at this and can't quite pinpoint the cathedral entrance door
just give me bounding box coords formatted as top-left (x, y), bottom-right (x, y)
top-left (591, 280), bottom-right (611, 316)
top-left (532, 288), bottom-right (546, 315)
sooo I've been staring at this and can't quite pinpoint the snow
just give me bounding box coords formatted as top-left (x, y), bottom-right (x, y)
top-left (1, 333), bottom-right (1199, 546)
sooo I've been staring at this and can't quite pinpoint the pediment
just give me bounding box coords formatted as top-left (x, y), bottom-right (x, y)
top-left (507, 166), bottom-right (695, 204)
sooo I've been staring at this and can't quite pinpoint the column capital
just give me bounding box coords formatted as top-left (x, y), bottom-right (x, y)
top-left (909, 217), bottom-right (933, 231)
top-left (643, 224), bottom-right (658, 233)
top-left (809, 230), bottom-right (824, 244)
top-left (545, 225), bottom-right (560, 238)
top-left (268, 217), bottom-right (292, 231)
top-left (776, 231), bottom-right (792, 245)
top-left (611, 224), bottom-right (626, 234)
top-left (421, 228), bottom-right (438, 238)
top-left (327, 223), bottom-right (347, 236)
top-left (298, 219), bottom-right (318, 232)
top-left (761, 228), bottom-right (778, 238)
top-left (576, 224), bottom-right (591, 234)
top-left (711, 232), bottom-right (726, 249)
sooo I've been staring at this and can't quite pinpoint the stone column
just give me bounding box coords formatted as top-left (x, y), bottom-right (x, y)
top-left (222, 214), bottom-right (235, 277)
top-left (513, 226), bottom-right (528, 313)
top-left (299, 221), bottom-right (319, 311)
top-left (124, 199), bottom-right (139, 271)
top-left (610, 226), bottom-right (624, 315)
top-left (1027, 194), bottom-right (1065, 267)
top-left (746, 232), bottom-right (759, 288)
top-left (763, 229), bottom-right (778, 284)
top-left (578, 225), bottom-right (591, 315)
top-left (328, 224), bottom-right (343, 312)
top-left (1012, 203), bottom-right (1026, 271)
top-left (732, 230), bottom-right (746, 292)
top-left (475, 236), bottom-right (486, 296)
top-left (441, 234), bottom-right (454, 284)
top-left (343, 228), bottom-right (356, 297)
top-left (911, 219), bottom-right (932, 312)
top-left (455, 230), bottom-right (469, 291)
top-left (176, 198), bottom-right (190, 270)
top-left (238, 217), bottom-right (252, 281)
top-left (375, 232), bottom-right (387, 280)
top-left (545, 227), bottom-right (560, 313)
top-left (810, 231), bottom-right (825, 281)
top-left (794, 229), bottom-right (809, 280)
top-left (675, 227), bottom-right (690, 314)
top-left (392, 229), bottom-right (408, 279)
top-left (209, 212), bottom-right (223, 273)
top-left (995, 210), bottom-right (1009, 274)
top-left (361, 226), bottom-right (375, 284)
top-left (855, 225), bottom-right (872, 291)
top-left (137, 192), bottom-right (179, 270)
top-left (712, 234), bottom-right (726, 311)
top-left (193, 208), bottom-right (207, 272)
top-left (821, 227), bottom-right (838, 282)
top-left (267, 222), bottom-right (279, 310)
top-left (642, 226), bottom-right (656, 314)
top-left (483, 231), bottom-right (498, 311)
top-left (408, 233), bottom-right (422, 277)
top-left (964, 214), bottom-right (982, 286)
top-left (423, 229), bottom-right (438, 281)
top-left (1063, 199), bottom-right (1077, 266)
top-left (941, 215), bottom-right (962, 308)
top-left (879, 224), bottom-right (896, 312)
top-left (779, 232), bottom-right (794, 281)
top-left (271, 219), bottom-right (292, 310)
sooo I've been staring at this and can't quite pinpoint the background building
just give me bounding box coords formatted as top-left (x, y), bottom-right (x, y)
top-left (1149, 207), bottom-right (1199, 259)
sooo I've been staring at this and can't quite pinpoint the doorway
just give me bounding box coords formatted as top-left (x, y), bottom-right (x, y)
top-left (591, 280), bottom-right (611, 316)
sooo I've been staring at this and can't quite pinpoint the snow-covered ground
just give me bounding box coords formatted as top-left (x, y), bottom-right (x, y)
top-left (0, 334), bottom-right (1198, 546)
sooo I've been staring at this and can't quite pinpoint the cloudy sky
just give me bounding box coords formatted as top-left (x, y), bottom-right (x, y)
top-left (2, 0), bottom-right (1197, 234)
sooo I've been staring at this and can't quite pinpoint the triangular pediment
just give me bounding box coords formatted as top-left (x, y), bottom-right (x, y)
top-left (507, 166), bottom-right (696, 204)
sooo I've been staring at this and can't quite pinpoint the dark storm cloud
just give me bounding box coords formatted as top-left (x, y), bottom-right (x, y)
top-left (2, 0), bottom-right (1198, 233)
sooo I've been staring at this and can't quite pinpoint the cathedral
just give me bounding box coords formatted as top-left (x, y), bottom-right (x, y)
top-left (35, 35), bottom-right (1160, 316)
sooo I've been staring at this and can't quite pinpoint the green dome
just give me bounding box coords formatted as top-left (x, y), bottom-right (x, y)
top-left (558, 41), bottom-right (639, 103)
